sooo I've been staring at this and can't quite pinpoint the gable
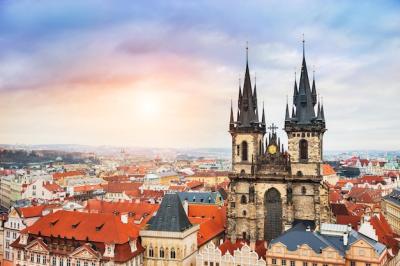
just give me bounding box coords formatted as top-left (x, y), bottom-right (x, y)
top-left (70, 245), bottom-right (100, 260)
top-left (26, 240), bottom-right (49, 253)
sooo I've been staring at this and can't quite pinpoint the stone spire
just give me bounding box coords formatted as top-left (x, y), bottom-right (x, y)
top-left (261, 102), bottom-right (266, 125)
top-left (311, 70), bottom-right (317, 106)
top-left (230, 100), bottom-right (234, 130)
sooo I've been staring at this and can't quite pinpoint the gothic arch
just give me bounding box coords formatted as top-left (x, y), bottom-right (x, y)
top-left (264, 188), bottom-right (283, 241)
top-left (241, 141), bottom-right (248, 161)
top-left (299, 139), bottom-right (308, 161)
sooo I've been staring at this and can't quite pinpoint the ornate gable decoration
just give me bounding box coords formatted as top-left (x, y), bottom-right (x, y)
top-left (26, 238), bottom-right (49, 253)
top-left (70, 244), bottom-right (100, 260)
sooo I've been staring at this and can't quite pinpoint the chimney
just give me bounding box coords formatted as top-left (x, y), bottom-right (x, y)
top-left (121, 213), bottom-right (128, 224)
top-left (343, 232), bottom-right (348, 246)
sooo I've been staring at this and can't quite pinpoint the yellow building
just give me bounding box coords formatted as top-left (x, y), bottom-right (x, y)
top-left (382, 188), bottom-right (400, 235)
top-left (185, 171), bottom-right (229, 186)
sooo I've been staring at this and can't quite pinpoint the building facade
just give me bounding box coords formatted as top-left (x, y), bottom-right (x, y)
top-left (382, 188), bottom-right (400, 235)
top-left (227, 45), bottom-right (330, 243)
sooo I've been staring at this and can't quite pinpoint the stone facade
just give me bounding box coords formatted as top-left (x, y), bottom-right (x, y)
top-left (227, 48), bottom-right (331, 244)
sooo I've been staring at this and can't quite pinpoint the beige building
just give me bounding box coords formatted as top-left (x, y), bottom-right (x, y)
top-left (382, 188), bottom-right (400, 235)
top-left (140, 193), bottom-right (199, 266)
top-left (266, 223), bottom-right (388, 266)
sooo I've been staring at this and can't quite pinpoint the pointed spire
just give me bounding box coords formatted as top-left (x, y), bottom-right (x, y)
top-left (230, 100), bottom-right (234, 124)
top-left (292, 106), bottom-right (296, 118)
top-left (311, 68), bottom-right (317, 106)
top-left (316, 100), bottom-right (322, 120)
top-left (261, 101), bottom-right (266, 125)
top-left (285, 97), bottom-right (290, 121)
top-left (321, 98), bottom-right (325, 121)
top-left (236, 109), bottom-right (240, 123)
top-left (293, 72), bottom-right (298, 105)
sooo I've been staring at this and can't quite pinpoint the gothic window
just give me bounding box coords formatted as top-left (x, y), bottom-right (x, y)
top-left (236, 145), bottom-right (240, 156)
top-left (259, 140), bottom-right (262, 155)
top-left (240, 195), bottom-right (247, 204)
top-left (249, 186), bottom-right (255, 203)
top-left (159, 247), bottom-right (165, 258)
top-left (264, 188), bottom-right (283, 242)
top-left (242, 210), bottom-right (247, 216)
top-left (148, 246), bottom-right (154, 257)
top-left (299, 139), bottom-right (308, 161)
top-left (241, 141), bottom-right (248, 161)
top-left (170, 248), bottom-right (176, 259)
top-left (302, 186), bottom-right (306, 195)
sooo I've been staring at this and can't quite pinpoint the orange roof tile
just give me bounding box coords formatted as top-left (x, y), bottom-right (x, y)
top-left (323, 164), bottom-right (336, 176)
top-left (53, 170), bottom-right (85, 180)
top-left (21, 210), bottom-right (139, 244)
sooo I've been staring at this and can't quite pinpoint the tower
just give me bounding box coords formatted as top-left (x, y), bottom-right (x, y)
top-left (227, 41), bottom-right (330, 245)
top-left (284, 40), bottom-right (326, 177)
top-left (229, 46), bottom-right (266, 175)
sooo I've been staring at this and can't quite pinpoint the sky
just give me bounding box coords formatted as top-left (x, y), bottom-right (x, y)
top-left (0, 0), bottom-right (399, 150)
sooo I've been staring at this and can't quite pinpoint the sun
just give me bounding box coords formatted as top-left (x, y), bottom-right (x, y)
top-left (136, 90), bottom-right (161, 118)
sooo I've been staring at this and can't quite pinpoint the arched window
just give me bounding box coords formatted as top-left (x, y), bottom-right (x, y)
top-left (242, 210), bottom-right (247, 216)
top-left (259, 140), bottom-right (262, 155)
top-left (148, 246), bottom-right (154, 257)
top-left (241, 141), bottom-right (248, 161)
top-left (170, 248), bottom-right (176, 259)
top-left (299, 139), bottom-right (308, 161)
top-left (159, 247), bottom-right (165, 258)
top-left (302, 186), bottom-right (306, 195)
top-left (240, 195), bottom-right (247, 204)
top-left (242, 231), bottom-right (247, 240)
top-left (249, 186), bottom-right (255, 203)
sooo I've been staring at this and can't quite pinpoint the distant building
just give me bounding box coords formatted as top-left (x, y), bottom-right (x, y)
top-left (382, 188), bottom-right (400, 235)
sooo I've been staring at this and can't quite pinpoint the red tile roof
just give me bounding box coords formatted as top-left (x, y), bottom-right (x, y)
top-left (18, 205), bottom-right (57, 218)
top-left (53, 171), bottom-right (85, 180)
top-left (43, 182), bottom-right (63, 193)
top-left (323, 164), bottom-right (336, 176)
top-left (21, 210), bottom-right (139, 244)
top-left (329, 190), bottom-right (342, 203)
top-left (336, 215), bottom-right (361, 229)
top-left (102, 182), bottom-right (142, 193)
top-left (74, 184), bottom-right (102, 193)
top-left (218, 239), bottom-right (267, 259)
top-left (187, 204), bottom-right (226, 246)
top-left (348, 187), bottom-right (382, 203)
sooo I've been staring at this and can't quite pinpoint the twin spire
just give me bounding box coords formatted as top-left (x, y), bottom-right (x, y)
top-left (230, 45), bottom-right (265, 133)
top-left (286, 40), bottom-right (325, 126)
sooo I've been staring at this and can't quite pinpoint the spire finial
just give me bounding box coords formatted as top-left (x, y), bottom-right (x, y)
top-left (313, 65), bottom-right (315, 80)
top-left (302, 34), bottom-right (305, 57)
top-left (246, 41), bottom-right (249, 63)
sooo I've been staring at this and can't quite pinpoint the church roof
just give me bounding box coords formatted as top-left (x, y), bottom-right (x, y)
top-left (147, 193), bottom-right (192, 232)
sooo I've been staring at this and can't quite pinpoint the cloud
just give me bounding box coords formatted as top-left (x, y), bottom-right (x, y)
top-left (0, 0), bottom-right (399, 150)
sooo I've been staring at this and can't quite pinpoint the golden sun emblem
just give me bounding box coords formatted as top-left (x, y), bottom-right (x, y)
top-left (268, 144), bottom-right (277, 154)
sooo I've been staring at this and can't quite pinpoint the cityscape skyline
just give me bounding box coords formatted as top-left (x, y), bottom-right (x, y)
top-left (0, 1), bottom-right (399, 150)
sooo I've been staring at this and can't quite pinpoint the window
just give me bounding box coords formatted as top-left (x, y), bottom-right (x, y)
top-left (76, 260), bottom-right (81, 266)
top-left (299, 139), bottom-right (308, 161)
top-left (303, 263), bottom-right (308, 266)
top-left (170, 248), bottom-right (176, 259)
top-left (6, 230), bottom-right (10, 237)
top-left (366, 264), bottom-right (371, 266)
top-left (242, 210), bottom-right (247, 216)
top-left (240, 195), bottom-right (247, 204)
top-left (230, 202), bottom-right (235, 208)
top-left (31, 253), bottom-right (35, 263)
top-left (52, 256), bottom-right (56, 266)
top-left (350, 262), bottom-right (355, 266)
top-left (282, 260), bottom-right (286, 266)
top-left (241, 141), bottom-right (248, 161)
top-left (66, 258), bottom-right (71, 266)
top-left (290, 261), bottom-right (295, 266)
top-left (312, 264), bottom-right (317, 266)
top-left (236, 145), bottom-right (240, 156)
top-left (13, 232), bottom-right (17, 239)
top-left (17, 251), bottom-right (21, 260)
top-left (148, 246), bottom-right (154, 257)
top-left (43, 256), bottom-right (47, 265)
top-left (159, 247), bottom-right (165, 258)
top-left (60, 258), bottom-right (64, 266)
top-left (84, 261), bottom-right (88, 266)
top-left (242, 231), bottom-right (247, 240)
top-left (272, 258), bottom-right (277, 265)
top-left (37, 254), bottom-right (41, 264)
top-left (302, 186), bottom-right (306, 195)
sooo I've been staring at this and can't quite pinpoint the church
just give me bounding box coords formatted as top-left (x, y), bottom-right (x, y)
top-left (227, 43), bottom-right (331, 244)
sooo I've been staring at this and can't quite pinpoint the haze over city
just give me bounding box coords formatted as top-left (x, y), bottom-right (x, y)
top-left (0, 0), bottom-right (399, 150)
